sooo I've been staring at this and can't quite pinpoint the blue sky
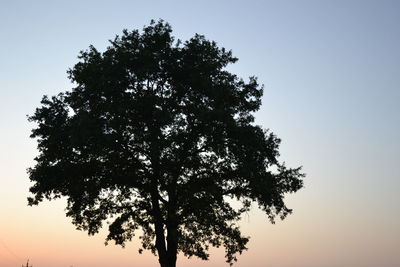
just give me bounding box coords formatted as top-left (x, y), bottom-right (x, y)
top-left (0, 1), bottom-right (399, 266)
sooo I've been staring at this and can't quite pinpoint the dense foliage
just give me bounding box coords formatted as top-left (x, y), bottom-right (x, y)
top-left (28, 20), bottom-right (304, 267)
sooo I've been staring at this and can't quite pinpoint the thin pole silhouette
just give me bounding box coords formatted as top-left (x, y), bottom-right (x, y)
top-left (22, 259), bottom-right (32, 267)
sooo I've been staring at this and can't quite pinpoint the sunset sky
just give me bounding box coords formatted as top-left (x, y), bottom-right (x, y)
top-left (1, 1), bottom-right (399, 266)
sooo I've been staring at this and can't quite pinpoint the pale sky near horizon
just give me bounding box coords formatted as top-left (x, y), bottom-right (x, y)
top-left (1, 1), bottom-right (399, 267)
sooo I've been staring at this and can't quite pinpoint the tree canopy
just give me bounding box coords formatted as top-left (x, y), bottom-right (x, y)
top-left (28, 20), bottom-right (304, 267)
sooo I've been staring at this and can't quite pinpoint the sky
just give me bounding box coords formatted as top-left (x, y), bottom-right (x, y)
top-left (0, 0), bottom-right (399, 266)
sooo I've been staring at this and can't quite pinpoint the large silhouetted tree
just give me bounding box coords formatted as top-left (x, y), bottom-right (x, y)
top-left (28, 20), bottom-right (304, 267)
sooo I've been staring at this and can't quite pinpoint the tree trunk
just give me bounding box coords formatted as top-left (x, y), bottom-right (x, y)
top-left (150, 190), bottom-right (177, 267)
top-left (159, 258), bottom-right (176, 267)
top-left (165, 187), bottom-right (178, 267)
top-left (150, 190), bottom-right (169, 267)
top-left (158, 240), bottom-right (177, 267)
top-left (165, 224), bottom-right (178, 267)
top-left (159, 191), bottom-right (178, 267)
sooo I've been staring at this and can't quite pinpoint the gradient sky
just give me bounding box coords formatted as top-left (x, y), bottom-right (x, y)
top-left (1, 1), bottom-right (399, 267)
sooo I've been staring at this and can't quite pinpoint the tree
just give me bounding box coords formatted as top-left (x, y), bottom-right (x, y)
top-left (28, 20), bottom-right (304, 267)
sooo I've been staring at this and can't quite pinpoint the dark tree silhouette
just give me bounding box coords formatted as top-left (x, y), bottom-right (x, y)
top-left (28, 20), bottom-right (304, 267)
